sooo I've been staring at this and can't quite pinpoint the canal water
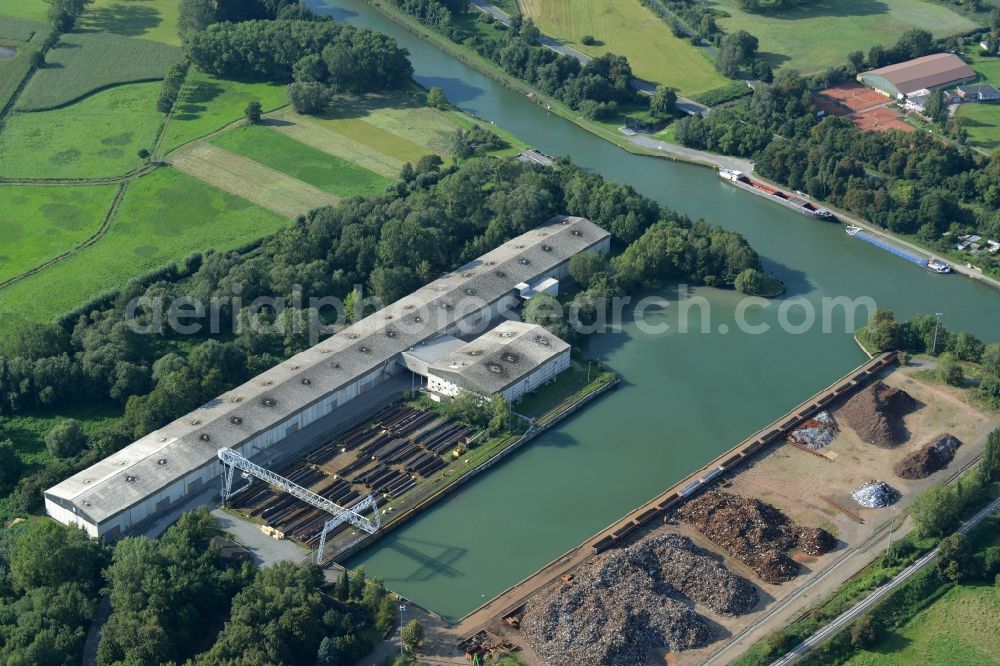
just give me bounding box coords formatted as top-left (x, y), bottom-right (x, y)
top-left (311, 0), bottom-right (1000, 619)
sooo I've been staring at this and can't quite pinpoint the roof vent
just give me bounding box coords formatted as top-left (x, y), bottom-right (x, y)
top-left (158, 436), bottom-right (168, 442)
top-left (331, 362), bottom-right (341, 369)
top-left (434, 286), bottom-right (447, 292)
top-left (231, 396), bottom-right (243, 403)
top-left (487, 363), bottom-right (503, 374)
top-left (319, 348), bottom-right (331, 354)
top-left (461, 271), bottom-right (473, 278)
top-left (348, 333), bottom-right (359, 339)
top-left (541, 244), bottom-right (553, 252)
top-left (289, 364), bottom-right (299, 370)
top-left (262, 380), bottom-right (273, 386)
top-left (83, 479), bottom-right (93, 485)
top-left (485, 260), bottom-right (496, 266)
top-left (384, 314), bottom-right (393, 320)
top-left (571, 229), bottom-right (582, 237)
top-left (441, 303), bottom-right (452, 311)
top-left (125, 475), bottom-right (136, 483)
top-left (515, 244), bottom-right (525, 249)
top-left (231, 416), bottom-right (244, 425)
top-left (359, 346), bottom-right (371, 353)
top-left (190, 419), bottom-right (201, 426)
top-left (301, 378), bottom-right (312, 386)
top-left (503, 353), bottom-right (519, 363)
top-left (498, 330), bottom-right (516, 338)
top-left (535, 335), bottom-right (550, 346)
top-left (402, 304), bottom-right (415, 310)
top-left (83, 501), bottom-right (93, 507)
top-left (519, 258), bottom-right (530, 265)
top-left (466, 349), bottom-right (484, 356)
top-left (157, 458), bottom-right (167, 466)
top-left (386, 329), bottom-right (397, 338)
top-left (200, 434), bottom-right (211, 442)
top-left (495, 270), bottom-right (507, 278)
top-left (464, 288), bottom-right (475, 296)
top-left (262, 398), bottom-right (276, 407)
top-left (413, 315), bottom-right (422, 323)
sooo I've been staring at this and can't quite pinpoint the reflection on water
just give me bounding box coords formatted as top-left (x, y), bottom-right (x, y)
top-left (0, 46), bottom-right (17, 58)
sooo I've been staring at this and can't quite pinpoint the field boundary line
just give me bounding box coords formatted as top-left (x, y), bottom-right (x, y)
top-left (0, 162), bottom-right (159, 186)
top-left (13, 77), bottom-right (166, 114)
top-left (0, 182), bottom-right (127, 292)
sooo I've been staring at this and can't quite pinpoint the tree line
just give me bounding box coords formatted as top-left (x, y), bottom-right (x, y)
top-left (0, 508), bottom-right (396, 666)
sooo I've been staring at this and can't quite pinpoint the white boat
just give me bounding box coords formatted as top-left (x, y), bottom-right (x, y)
top-left (845, 225), bottom-right (862, 236)
top-left (926, 259), bottom-right (951, 274)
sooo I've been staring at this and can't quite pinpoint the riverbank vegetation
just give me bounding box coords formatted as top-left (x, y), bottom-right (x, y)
top-left (674, 31), bottom-right (1000, 278)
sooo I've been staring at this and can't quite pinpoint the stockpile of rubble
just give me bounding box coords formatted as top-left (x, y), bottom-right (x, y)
top-left (787, 411), bottom-right (838, 450)
top-left (839, 381), bottom-right (917, 447)
top-left (676, 491), bottom-right (835, 584)
top-left (895, 434), bottom-right (962, 480)
top-left (521, 534), bottom-right (757, 665)
top-left (851, 480), bottom-right (899, 508)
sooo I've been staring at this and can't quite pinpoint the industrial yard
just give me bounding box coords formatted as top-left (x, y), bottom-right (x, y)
top-left (451, 357), bottom-right (1000, 666)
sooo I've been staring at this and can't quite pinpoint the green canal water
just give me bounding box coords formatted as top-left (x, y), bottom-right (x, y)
top-left (311, 0), bottom-right (1000, 620)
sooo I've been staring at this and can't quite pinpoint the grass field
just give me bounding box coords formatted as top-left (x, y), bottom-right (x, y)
top-left (707, 0), bottom-right (978, 73)
top-left (957, 49), bottom-right (1000, 153)
top-left (518, 0), bottom-right (727, 95)
top-left (0, 169), bottom-right (289, 332)
top-left (0, 81), bottom-right (164, 179)
top-left (17, 30), bottom-right (181, 110)
top-left (169, 142), bottom-right (341, 218)
top-left (0, 0), bottom-right (49, 22)
top-left (0, 184), bottom-right (117, 284)
top-left (161, 69), bottom-right (288, 153)
top-left (210, 124), bottom-right (391, 198)
top-left (79, 0), bottom-right (182, 46)
top-left (0, 17), bottom-right (50, 113)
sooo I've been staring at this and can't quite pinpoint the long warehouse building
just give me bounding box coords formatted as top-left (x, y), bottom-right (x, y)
top-left (45, 216), bottom-right (611, 538)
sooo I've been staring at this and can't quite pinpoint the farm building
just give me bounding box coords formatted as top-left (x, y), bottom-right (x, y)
top-left (956, 83), bottom-right (1000, 102)
top-left (45, 216), bottom-right (611, 539)
top-left (859, 53), bottom-right (976, 98)
top-left (414, 322), bottom-right (571, 403)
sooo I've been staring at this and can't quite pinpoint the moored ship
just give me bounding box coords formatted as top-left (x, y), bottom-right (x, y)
top-left (718, 168), bottom-right (835, 220)
top-left (845, 226), bottom-right (951, 274)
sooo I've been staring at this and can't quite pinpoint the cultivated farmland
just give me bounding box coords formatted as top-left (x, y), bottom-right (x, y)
top-left (160, 69), bottom-right (288, 152)
top-left (17, 30), bottom-right (181, 110)
top-left (0, 81), bottom-right (164, 179)
top-left (0, 184), bottom-right (117, 284)
top-left (210, 124), bottom-right (391, 198)
top-left (0, 169), bottom-right (288, 333)
top-left (518, 0), bottom-right (727, 95)
top-left (168, 142), bottom-right (341, 218)
top-left (0, 17), bottom-right (50, 113)
top-left (708, 0), bottom-right (977, 73)
top-left (79, 0), bottom-right (183, 46)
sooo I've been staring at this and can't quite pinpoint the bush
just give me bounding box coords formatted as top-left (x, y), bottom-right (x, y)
top-left (44, 419), bottom-right (87, 458)
top-left (581, 35), bottom-right (596, 46)
top-left (850, 613), bottom-right (880, 648)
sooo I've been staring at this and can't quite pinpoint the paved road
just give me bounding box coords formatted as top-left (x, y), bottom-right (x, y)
top-left (466, 0), bottom-right (709, 116)
top-left (770, 494), bottom-right (1000, 665)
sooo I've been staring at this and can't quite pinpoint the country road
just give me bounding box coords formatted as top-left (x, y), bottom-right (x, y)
top-left (771, 493), bottom-right (1000, 665)
top-left (466, 0), bottom-right (710, 116)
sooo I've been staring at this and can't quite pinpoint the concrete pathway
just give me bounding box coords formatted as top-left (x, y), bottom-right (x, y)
top-left (466, 0), bottom-right (709, 116)
top-left (627, 133), bottom-right (754, 171)
top-left (770, 494), bottom-right (1000, 665)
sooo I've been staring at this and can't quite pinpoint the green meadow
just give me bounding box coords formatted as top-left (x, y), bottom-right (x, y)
top-left (210, 124), bottom-right (392, 198)
top-left (0, 81), bottom-right (163, 179)
top-left (161, 69), bottom-right (288, 153)
top-left (0, 16), bottom-right (50, 112)
top-left (708, 0), bottom-right (977, 72)
top-left (0, 169), bottom-right (288, 332)
top-left (0, 184), bottom-right (117, 284)
top-left (17, 30), bottom-right (181, 110)
top-left (80, 0), bottom-right (183, 46)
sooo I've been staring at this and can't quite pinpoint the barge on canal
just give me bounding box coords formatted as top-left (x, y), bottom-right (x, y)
top-left (845, 225), bottom-right (951, 273)
top-left (719, 168), bottom-right (835, 220)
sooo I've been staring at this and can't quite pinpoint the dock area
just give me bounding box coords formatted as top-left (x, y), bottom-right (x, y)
top-left (454, 351), bottom-right (898, 636)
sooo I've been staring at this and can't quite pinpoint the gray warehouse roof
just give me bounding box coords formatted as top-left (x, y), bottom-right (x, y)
top-left (46, 216), bottom-right (609, 527)
top-left (428, 321), bottom-right (570, 396)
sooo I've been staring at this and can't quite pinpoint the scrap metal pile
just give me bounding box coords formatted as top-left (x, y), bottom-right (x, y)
top-left (521, 533), bottom-right (757, 665)
top-left (676, 491), bottom-right (835, 584)
top-left (839, 381), bottom-right (917, 447)
top-left (895, 434), bottom-right (962, 480)
top-left (852, 480), bottom-right (900, 508)
top-left (787, 411), bottom-right (838, 450)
